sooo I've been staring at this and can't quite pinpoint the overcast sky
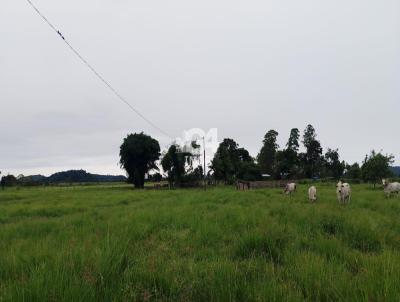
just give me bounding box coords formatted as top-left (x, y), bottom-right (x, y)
top-left (1, 0), bottom-right (399, 176)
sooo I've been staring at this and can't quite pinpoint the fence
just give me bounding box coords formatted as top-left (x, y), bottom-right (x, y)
top-left (236, 180), bottom-right (292, 190)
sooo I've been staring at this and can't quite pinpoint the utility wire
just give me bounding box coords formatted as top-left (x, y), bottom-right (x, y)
top-left (26, 0), bottom-right (174, 140)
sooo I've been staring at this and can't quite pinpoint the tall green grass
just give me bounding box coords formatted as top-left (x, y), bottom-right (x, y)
top-left (1, 184), bottom-right (400, 301)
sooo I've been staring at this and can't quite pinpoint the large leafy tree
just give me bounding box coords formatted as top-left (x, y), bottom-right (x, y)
top-left (324, 148), bottom-right (345, 179)
top-left (210, 138), bottom-right (240, 183)
top-left (161, 144), bottom-right (195, 187)
top-left (344, 163), bottom-right (361, 179)
top-left (211, 138), bottom-right (259, 183)
top-left (361, 150), bottom-right (394, 187)
top-left (119, 132), bottom-right (161, 189)
top-left (257, 130), bottom-right (279, 176)
top-left (301, 125), bottom-right (323, 178)
top-left (274, 149), bottom-right (299, 179)
top-left (286, 128), bottom-right (300, 152)
top-left (236, 148), bottom-right (261, 181)
top-left (0, 174), bottom-right (18, 188)
top-left (302, 124), bottom-right (317, 148)
top-left (275, 128), bottom-right (301, 178)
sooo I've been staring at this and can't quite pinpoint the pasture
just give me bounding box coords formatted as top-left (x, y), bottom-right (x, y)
top-left (1, 184), bottom-right (400, 301)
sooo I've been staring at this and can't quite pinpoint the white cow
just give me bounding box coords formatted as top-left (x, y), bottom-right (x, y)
top-left (284, 183), bottom-right (297, 196)
top-left (336, 181), bottom-right (351, 204)
top-left (382, 179), bottom-right (400, 198)
top-left (308, 186), bottom-right (317, 202)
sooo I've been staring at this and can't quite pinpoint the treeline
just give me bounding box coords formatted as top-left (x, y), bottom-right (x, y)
top-left (211, 125), bottom-right (396, 185)
top-left (2, 126), bottom-right (397, 189)
top-left (211, 125), bottom-right (394, 183)
top-left (118, 126), bottom-right (397, 189)
top-left (0, 170), bottom-right (126, 188)
top-left (119, 134), bottom-right (205, 188)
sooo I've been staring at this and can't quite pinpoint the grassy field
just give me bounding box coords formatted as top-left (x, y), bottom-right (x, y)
top-left (1, 184), bottom-right (400, 301)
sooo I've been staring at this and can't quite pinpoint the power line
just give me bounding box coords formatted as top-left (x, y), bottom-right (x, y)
top-left (25, 0), bottom-right (174, 140)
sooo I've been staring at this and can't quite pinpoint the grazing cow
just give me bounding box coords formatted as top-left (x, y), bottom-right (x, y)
top-left (284, 183), bottom-right (297, 196)
top-left (308, 186), bottom-right (317, 202)
top-left (336, 181), bottom-right (351, 204)
top-left (382, 179), bottom-right (400, 198)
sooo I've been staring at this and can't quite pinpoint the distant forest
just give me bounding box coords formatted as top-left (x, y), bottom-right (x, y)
top-left (117, 126), bottom-right (399, 189)
top-left (391, 166), bottom-right (400, 176)
top-left (1, 170), bottom-right (126, 186)
top-left (2, 124), bottom-right (399, 188)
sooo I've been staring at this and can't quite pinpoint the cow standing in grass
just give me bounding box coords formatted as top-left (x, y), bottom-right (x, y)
top-left (284, 183), bottom-right (297, 196)
top-left (382, 179), bottom-right (400, 198)
top-left (336, 181), bottom-right (351, 204)
top-left (308, 186), bottom-right (317, 202)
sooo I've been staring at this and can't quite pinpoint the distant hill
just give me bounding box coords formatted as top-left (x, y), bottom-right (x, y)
top-left (390, 166), bottom-right (400, 176)
top-left (22, 170), bottom-right (126, 184)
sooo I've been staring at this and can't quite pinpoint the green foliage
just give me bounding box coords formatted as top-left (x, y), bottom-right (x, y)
top-left (257, 130), bottom-right (279, 175)
top-left (1, 184), bottom-right (400, 301)
top-left (153, 172), bottom-right (163, 182)
top-left (0, 174), bottom-right (17, 188)
top-left (286, 128), bottom-right (300, 152)
top-left (211, 139), bottom-right (260, 183)
top-left (258, 125), bottom-right (340, 180)
top-left (274, 148), bottom-right (299, 179)
top-left (302, 124), bottom-right (317, 148)
top-left (271, 128), bottom-right (301, 179)
top-left (161, 145), bottom-right (185, 187)
top-left (210, 138), bottom-right (239, 183)
top-left (119, 133), bottom-right (160, 189)
top-left (191, 165), bottom-right (204, 179)
top-left (301, 124), bottom-right (323, 178)
top-left (211, 125), bottom-right (397, 183)
top-left (236, 161), bottom-right (261, 181)
top-left (361, 150), bottom-right (394, 186)
top-left (323, 148), bottom-right (345, 179)
top-left (345, 163), bottom-right (362, 179)
top-left (184, 165), bottom-right (204, 184)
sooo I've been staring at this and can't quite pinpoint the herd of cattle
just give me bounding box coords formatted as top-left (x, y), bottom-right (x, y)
top-left (283, 179), bottom-right (400, 204)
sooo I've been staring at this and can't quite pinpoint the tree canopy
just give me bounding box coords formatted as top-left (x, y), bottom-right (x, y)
top-left (301, 125), bottom-right (323, 178)
top-left (252, 125), bottom-right (352, 180)
top-left (119, 132), bottom-right (161, 189)
top-left (286, 128), bottom-right (300, 152)
top-left (211, 138), bottom-right (260, 183)
top-left (324, 148), bottom-right (345, 179)
top-left (257, 130), bottom-right (279, 176)
top-left (1, 174), bottom-right (17, 188)
top-left (160, 141), bottom-right (203, 187)
top-left (361, 151), bottom-right (394, 186)
top-left (161, 145), bottom-right (190, 187)
top-left (344, 163), bottom-right (361, 180)
top-left (274, 128), bottom-right (301, 179)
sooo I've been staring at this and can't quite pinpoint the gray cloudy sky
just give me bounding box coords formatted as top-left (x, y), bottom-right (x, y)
top-left (1, 0), bottom-right (399, 176)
